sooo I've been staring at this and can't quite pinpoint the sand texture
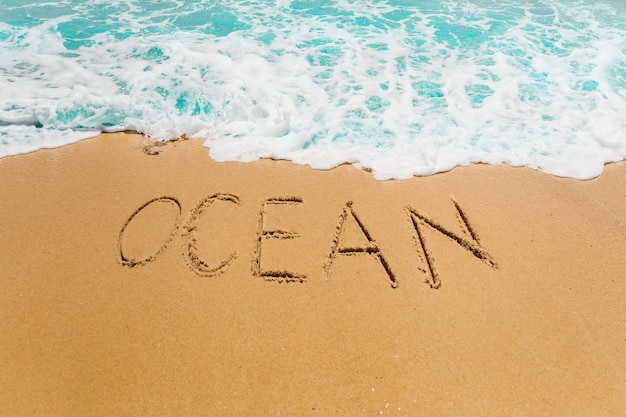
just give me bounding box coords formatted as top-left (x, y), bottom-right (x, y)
top-left (1, 133), bottom-right (625, 416)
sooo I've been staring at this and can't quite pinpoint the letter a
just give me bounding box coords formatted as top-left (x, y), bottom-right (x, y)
top-left (323, 201), bottom-right (397, 288)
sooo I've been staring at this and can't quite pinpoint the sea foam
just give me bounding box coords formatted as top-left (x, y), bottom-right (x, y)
top-left (1, 0), bottom-right (625, 179)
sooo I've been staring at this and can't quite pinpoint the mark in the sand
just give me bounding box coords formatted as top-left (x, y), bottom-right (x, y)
top-left (323, 201), bottom-right (398, 288)
top-left (118, 196), bottom-right (182, 268)
top-left (119, 194), bottom-right (497, 290)
top-left (405, 199), bottom-right (498, 289)
top-left (182, 193), bottom-right (240, 277)
top-left (252, 197), bottom-right (307, 283)
top-left (142, 135), bottom-right (188, 155)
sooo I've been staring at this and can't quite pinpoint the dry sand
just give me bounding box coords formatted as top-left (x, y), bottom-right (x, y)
top-left (1, 132), bottom-right (625, 416)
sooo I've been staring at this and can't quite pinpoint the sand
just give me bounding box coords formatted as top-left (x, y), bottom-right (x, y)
top-left (1, 132), bottom-right (624, 416)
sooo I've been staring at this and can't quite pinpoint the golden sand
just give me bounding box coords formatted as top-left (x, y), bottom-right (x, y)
top-left (1, 133), bottom-right (624, 415)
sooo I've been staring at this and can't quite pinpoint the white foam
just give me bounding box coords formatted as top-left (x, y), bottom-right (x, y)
top-left (1, 1), bottom-right (625, 179)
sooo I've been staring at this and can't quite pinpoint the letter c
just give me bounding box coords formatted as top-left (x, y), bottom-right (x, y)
top-left (182, 193), bottom-right (240, 277)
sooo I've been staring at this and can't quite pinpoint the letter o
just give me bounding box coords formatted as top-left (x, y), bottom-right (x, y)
top-left (118, 197), bottom-right (182, 267)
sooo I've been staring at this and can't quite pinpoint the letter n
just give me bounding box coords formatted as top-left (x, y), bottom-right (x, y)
top-left (323, 201), bottom-right (397, 288)
top-left (405, 199), bottom-right (497, 289)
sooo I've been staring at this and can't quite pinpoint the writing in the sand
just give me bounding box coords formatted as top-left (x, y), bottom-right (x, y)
top-left (117, 195), bottom-right (497, 289)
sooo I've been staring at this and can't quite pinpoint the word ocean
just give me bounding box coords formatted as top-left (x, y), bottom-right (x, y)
top-left (118, 194), bottom-right (498, 289)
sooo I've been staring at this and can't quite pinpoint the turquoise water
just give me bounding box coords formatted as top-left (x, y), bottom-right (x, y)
top-left (1, 0), bottom-right (625, 179)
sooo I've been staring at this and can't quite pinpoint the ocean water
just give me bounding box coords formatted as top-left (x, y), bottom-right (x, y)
top-left (1, 0), bottom-right (625, 179)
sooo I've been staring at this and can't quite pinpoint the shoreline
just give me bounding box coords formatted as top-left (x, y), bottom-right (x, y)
top-left (1, 132), bottom-right (624, 416)
top-left (3, 127), bottom-right (623, 181)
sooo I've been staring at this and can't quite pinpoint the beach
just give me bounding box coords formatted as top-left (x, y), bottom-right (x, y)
top-left (0, 132), bottom-right (624, 415)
